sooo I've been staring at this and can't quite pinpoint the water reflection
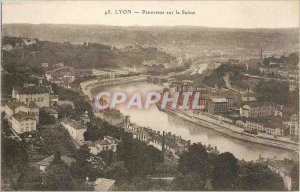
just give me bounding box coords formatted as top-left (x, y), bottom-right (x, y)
top-left (92, 82), bottom-right (298, 161)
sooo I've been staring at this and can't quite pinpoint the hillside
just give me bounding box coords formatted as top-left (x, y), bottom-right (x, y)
top-left (3, 24), bottom-right (299, 57)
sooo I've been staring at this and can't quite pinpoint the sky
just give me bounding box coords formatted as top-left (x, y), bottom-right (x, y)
top-left (2, 1), bottom-right (299, 28)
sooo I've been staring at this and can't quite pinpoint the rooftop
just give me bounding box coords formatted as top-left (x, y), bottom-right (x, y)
top-left (6, 99), bottom-right (27, 109)
top-left (244, 101), bottom-right (276, 108)
top-left (245, 116), bottom-right (284, 128)
top-left (37, 155), bottom-right (76, 166)
top-left (94, 178), bottom-right (116, 191)
top-left (12, 112), bottom-right (36, 122)
top-left (27, 101), bottom-right (39, 108)
top-left (96, 140), bottom-right (112, 146)
top-left (210, 98), bottom-right (228, 103)
top-left (14, 85), bottom-right (51, 95)
top-left (61, 118), bottom-right (87, 130)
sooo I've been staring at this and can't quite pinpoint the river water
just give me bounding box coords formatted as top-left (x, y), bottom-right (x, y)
top-left (91, 82), bottom-right (298, 161)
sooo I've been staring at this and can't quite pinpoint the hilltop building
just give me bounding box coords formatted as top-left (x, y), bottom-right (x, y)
top-left (12, 86), bottom-right (51, 108)
top-left (86, 136), bottom-right (120, 155)
top-left (11, 112), bottom-right (37, 134)
top-left (4, 99), bottom-right (39, 123)
top-left (61, 118), bottom-right (87, 146)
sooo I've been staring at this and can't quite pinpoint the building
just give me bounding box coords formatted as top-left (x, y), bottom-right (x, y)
top-left (61, 118), bottom-right (87, 146)
top-left (241, 96), bottom-right (257, 102)
top-left (11, 112), bottom-right (37, 134)
top-left (87, 136), bottom-right (120, 155)
top-left (207, 98), bottom-right (229, 114)
top-left (240, 102), bottom-right (276, 118)
top-left (288, 114), bottom-right (299, 140)
top-left (259, 67), bottom-right (279, 76)
top-left (93, 178), bottom-right (115, 191)
top-left (80, 111), bottom-right (91, 124)
top-left (94, 109), bottom-right (125, 126)
top-left (238, 117), bottom-right (289, 137)
top-left (266, 159), bottom-right (295, 190)
top-left (4, 99), bottom-right (39, 123)
top-left (50, 95), bottom-right (59, 106)
top-left (92, 69), bottom-right (113, 79)
top-left (22, 38), bottom-right (36, 46)
top-left (41, 63), bottom-right (49, 68)
top-left (37, 155), bottom-right (76, 172)
top-left (2, 44), bottom-right (13, 51)
top-left (12, 86), bottom-right (51, 107)
top-left (124, 123), bottom-right (150, 142)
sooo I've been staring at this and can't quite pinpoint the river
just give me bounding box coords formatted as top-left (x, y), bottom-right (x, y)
top-left (91, 82), bottom-right (298, 161)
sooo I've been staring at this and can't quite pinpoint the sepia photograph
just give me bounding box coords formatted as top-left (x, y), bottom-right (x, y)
top-left (1, 0), bottom-right (299, 191)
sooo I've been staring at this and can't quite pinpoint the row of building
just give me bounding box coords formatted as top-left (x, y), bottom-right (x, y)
top-left (3, 84), bottom-right (59, 135)
top-left (163, 80), bottom-right (299, 139)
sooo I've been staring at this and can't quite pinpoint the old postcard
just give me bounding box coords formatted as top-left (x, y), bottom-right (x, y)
top-left (1, 0), bottom-right (299, 191)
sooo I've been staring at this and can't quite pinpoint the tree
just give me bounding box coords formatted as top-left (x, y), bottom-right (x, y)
top-left (117, 134), bottom-right (152, 179)
top-left (212, 152), bottom-right (239, 190)
top-left (39, 109), bottom-right (56, 125)
top-left (147, 145), bottom-right (163, 166)
top-left (43, 161), bottom-right (73, 190)
top-left (12, 167), bottom-right (43, 190)
top-left (99, 150), bottom-right (115, 166)
top-left (71, 145), bottom-right (94, 179)
top-left (105, 161), bottom-right (129, 182)
top-left (178, 143), bottom-right (209, 177)
top-left (51, 151), bottom-right (65, 165)
top-left (236, 162), bottom-right (285, 191)
top-left (172, 172), bottom-right (207, 190)
top-left (254, 80), bottom-right (289, 105)
top-left (177, 143), bottom-right (210, 189)
top-left (1, 136), bottom-right (28, 172)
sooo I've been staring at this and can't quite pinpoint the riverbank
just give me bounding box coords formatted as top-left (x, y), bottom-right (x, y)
top-left (80, 75), bottom-right (148, 100)
top-left (80, 79), bottom-right (298, 157)
top-left (161, 108), bottom-right (299, 152)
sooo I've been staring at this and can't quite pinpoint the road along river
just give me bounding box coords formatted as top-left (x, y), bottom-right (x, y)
top-left (91, 82), bottom-right (298, 161)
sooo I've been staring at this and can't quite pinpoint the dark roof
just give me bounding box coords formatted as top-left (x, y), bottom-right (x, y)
top-left (27, 101), bottom-right (39, 108)
top-left (6, 99), bottom-right (27, 109)
top-left (12, 112), bottom-right (36, 122)
top-left (14, 85), bottom-right (51, 94)
top-left (96, 140), bottom-right (111, 145)
top-left (244, 101), bottom-right (276, 108)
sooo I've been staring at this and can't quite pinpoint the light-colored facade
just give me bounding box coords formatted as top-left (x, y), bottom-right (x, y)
top-left (5, 99), bottom-right (39, 123)
top-left (12, 87), bottom-right (50, 108)
top-left (289, 114), bottom-right (299, 139)
top-left (240, 102), bottom-right (276, 118)
top-left (87, 136), bottom-right (120, 155)
top-left (238, 117), bottom-right (288, 137)
top-left (11, 112), bottom-right (37, 134)
top-left (61, 118), bottom-right (87, 146)
top-left (124, 123), bottom-right (150, 142)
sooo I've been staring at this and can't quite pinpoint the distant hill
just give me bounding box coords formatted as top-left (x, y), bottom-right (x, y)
top-left (3, 24), bottom-right (299, 57)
